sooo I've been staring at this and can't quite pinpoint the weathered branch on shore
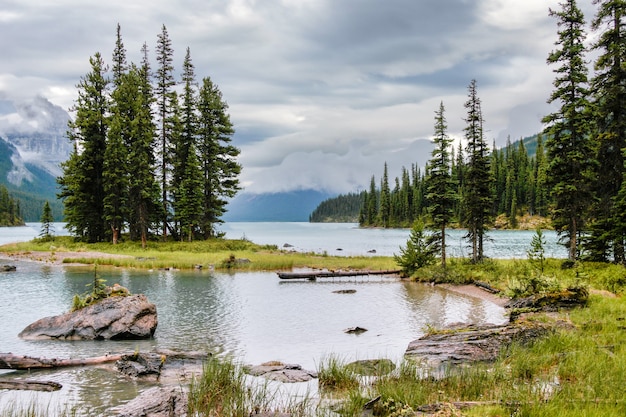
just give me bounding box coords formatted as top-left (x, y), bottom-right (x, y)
top-left (0, 353), bottom-right (125, 370)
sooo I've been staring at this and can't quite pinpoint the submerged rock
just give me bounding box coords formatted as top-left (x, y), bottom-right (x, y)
top-left (116, 353), bottom-right (165, 378)
top-left (19, 294), bottom-right (157, 340)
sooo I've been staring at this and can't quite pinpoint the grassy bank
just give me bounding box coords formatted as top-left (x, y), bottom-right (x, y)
top-left (0, 236), bottom-right (397, 272)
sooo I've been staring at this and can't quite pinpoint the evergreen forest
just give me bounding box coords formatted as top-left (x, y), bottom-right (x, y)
top-left (313, 0), bottom-right (626, 265)
top-left (0, 184), bottom-right (24, 226)
top-left (325, 134), bottom-right (547, 231)
top-left (57, 25), bottom-right (241, 246)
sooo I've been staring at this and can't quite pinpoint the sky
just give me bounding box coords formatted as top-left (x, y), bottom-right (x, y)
top-left (0, 0), bottom-right (600, 195)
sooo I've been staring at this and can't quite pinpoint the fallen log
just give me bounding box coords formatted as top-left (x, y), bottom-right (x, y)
top-left (0, 353), bottom-right (124, 370)
top-left (0, 379), bottom-right (62, 391)
top-left (277, 269), bottom-right (401, 280)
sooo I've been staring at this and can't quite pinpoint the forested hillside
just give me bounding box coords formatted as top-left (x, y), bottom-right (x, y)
top-left (0, 184), bottom-right (24, 226)
top-left (311, 135), bottom-right (545, 228)
top-left (309, 192), bottom-right (365, 222)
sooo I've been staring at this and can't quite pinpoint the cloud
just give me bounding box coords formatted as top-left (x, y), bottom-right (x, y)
top-left (1, 0), bottom-right (596, 194)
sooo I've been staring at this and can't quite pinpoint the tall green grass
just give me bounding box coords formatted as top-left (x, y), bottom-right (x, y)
top-left (187, 356), bottom-right (315, 417)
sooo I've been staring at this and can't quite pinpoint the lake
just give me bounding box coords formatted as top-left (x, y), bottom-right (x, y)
top-left (0, 222), bottom-right (562, 414)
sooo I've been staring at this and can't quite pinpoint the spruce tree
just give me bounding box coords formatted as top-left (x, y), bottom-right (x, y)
top-left (378, 163), bottom-right (391, 228)
top-left (131, 45), bottom-right (162, 248)
top-left (196, 76), bottom-right (241, 237)
top-left (155, 24), bottom-right (176, 239)
top-left (425, 101), bottom-right (456, 267)
top-left (172, 47), bottom-right (200, 238)
top-left (542, 0), bottom-right (594, 262)
top-left (461, 79), bottom-right (492, 262)
top-left (39, 201), bottom-right (54, 240)
top-left (58, 52), bottom-right (109, 242)
top-left (588, 0), bottom-right (626, 263)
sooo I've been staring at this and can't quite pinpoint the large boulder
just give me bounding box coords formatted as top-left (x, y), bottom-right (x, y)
top-left (405, 323), bottom-right (550, 369)
top-left (18, 294), bottom-right (157, 340)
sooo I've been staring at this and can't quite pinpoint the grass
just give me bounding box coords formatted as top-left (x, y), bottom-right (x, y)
top-left (187, 355), bottom-right (314, 417)
top-left (317, 355), bottom-right (361, 392)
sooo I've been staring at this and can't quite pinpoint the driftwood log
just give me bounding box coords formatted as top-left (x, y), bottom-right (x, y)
top-left (0, 353), bottom-right (124, 370)
top-left (0, 379), bottom-right (62, 391)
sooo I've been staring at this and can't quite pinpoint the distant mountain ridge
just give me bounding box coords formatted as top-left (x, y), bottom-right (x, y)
top-left (0, 96), bottom-right (70, 221)
top-left (223, 190), bottom-right (334, 222)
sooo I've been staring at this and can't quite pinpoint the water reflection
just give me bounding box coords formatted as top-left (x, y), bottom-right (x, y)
top-left (0, 262), bottom-right (507, 414)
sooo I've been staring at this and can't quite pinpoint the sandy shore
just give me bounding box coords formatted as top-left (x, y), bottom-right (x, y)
top-left (439, 283), bottom-right (510, 307)
top-left (1, 250), bottom-right (133, 266)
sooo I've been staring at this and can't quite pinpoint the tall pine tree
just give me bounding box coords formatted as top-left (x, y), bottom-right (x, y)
top-left (461, 80), bottom-right (492, 262)
top-left (196, 76), bottom-right (241, 238)
top-left (425, 101), bottom-right (456, 267)
top-left (587, 0), bottom-right (626, 263)
top-left (155, 25), bottom-right (176, 240)
top-left (59, 52), bottom-right (109, 242)
top-left (542, 0), bottom-right (595, 262)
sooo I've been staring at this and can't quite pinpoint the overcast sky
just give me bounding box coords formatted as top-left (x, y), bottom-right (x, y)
top-left (0, 0), bottom-right (600, 194)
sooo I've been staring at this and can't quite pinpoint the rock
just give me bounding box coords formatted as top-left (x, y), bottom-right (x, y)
top-left (283, 243), bottom-right (294, 248)
top-left (345, 359), bottom-right (396, 376)
top-left (19, 294), bottom-right (157, 340)
top-left (405, 323), bottom-right (550, 368)
top-left (332, 289), bottom-right (357, 294)
top-left (367, 249), bottom-right (376, 253)
top-left (116, 386), bottom-right (188, 417)
top-left (505, 287), bottom-right (588, 312)
top-left (116, 353), bottom-right (165, 379)
top-left (246, 362), bottom-right (318, 383)
top-left (344, 326), bottom-right (368, 334)
top-left (1, 265), bottom-right (16, 272)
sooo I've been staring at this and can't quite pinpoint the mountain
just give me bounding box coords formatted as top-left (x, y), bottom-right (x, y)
top-left (0, 96), bottom-right (71, 221)
top-left (223, 190), bottom-right (334, 222)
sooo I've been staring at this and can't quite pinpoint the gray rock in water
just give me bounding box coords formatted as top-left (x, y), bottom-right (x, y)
top-left (247, 362), bottom-right (318, 383)
top-left (116, 386), bottom-right (187, 417)
top-left (18, 294), bottom-right (157, 340)
top-left (344, 326), bottom-right (368, 334)
top-left (1, 265), bottom-right (16, 272)
top-left (116, 353), bottom-right (164, 378)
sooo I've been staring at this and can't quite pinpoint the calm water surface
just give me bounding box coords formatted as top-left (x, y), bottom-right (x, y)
top-left (0, 222), bottom-right (549, 413)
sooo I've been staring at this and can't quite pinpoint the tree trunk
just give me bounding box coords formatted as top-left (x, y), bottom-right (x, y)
top-left (0, 353), bottom-right (124, 370)
top-left (0, 379), bottom-right (62, 391)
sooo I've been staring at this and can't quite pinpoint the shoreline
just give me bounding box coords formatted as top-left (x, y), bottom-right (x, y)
top-left (1, 250), bottom-right (133, 266)
top-left (439, 283), bottom-right (510, 307)
top-left (2, 249), bottom-right (511, 309)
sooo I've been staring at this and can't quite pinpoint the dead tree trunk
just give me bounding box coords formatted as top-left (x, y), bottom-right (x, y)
top-left (0, 353), bottom-right (124, 370)
top-left (0, 379), bottom-right (62, 391)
